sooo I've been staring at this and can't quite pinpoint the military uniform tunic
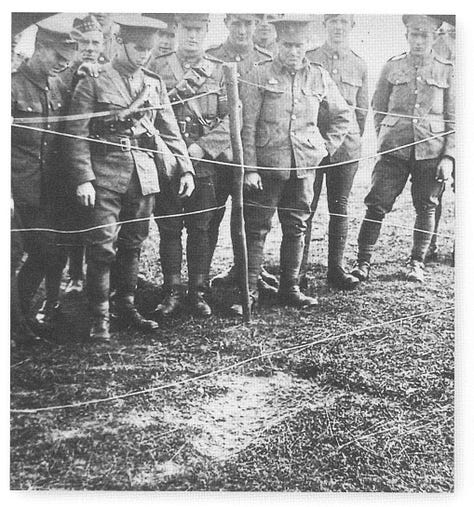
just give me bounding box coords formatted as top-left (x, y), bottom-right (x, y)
top-left (301, 44), bottom-right (368, 274)
top-left (357, 51), bottom-right (455, 265)
top-left (148, 50), bottom-right (232, 280)
top-left (66, 60), bottom-right (193, 307)
top-left (240, 57), bottom-right (351, 289)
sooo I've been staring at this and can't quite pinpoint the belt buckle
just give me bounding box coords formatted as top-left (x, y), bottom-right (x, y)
top-left (120, 137), bottom-right (131, 152)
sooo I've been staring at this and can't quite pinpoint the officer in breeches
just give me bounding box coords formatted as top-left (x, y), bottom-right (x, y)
top-left (302, 14), bottom-right (368, 290)
top-left (240, 16), bottom-right (351, 310)
top-left (66, 15), bottom-right (194, 340)
top-left (351, 15), bottom-right (455, 284)
top-left (148, 13), bottom-right (232, 318)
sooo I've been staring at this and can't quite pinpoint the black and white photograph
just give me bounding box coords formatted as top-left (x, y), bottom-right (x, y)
top-left (7, 3), bottom-right (467, 498)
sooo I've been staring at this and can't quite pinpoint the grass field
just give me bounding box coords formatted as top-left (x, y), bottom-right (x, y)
top-left (10, 158), bottom-right (455, 491)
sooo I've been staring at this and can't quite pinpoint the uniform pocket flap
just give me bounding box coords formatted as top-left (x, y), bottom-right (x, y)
top-left (301, 86), bottom-right (324, 98)
top-left (387, 72), bottom-right (410, 85)
top-left (14, 99), bottom-right (43, 114)
top-left (381, 114), bottom-right (400, 127)
top-left (340, 75), bottom-right (363, 87)
top-left (96, 91), bottom-right (128, 107)
top-left (425, 77), bottom-right (449, 88)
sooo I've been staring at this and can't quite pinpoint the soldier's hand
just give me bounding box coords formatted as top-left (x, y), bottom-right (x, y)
top-left (76, 182), bottom-right (96, 207)
top-left (244, 172), bottom-right (263, 191)
top-left (187, 143), bottom-right (205, 161)
top-left (178, 173), bottom-right (195, 198)
top-left (436, 157), bottom-right (454, 182)
top-left (77, 62), bottom-right (102, 78)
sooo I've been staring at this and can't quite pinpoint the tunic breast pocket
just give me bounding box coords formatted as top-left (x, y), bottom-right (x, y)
top-left (261, 87), bottom-right (285, 122)
top-left (14, 99), bottom-right (43, 115)
top-left (198, 82), bottom-right (219, 119)
top-left (340, 74), bottom-right (362, 104)
top-left (96, 91), bottom-right (126, 109)
top-left (425, 77), bottom-right (449, 114)
top-left (301, 87), bottom-right (324, 118)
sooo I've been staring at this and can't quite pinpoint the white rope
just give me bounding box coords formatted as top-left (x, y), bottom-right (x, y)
top-left (11, 122), bottom-right (455, 172)
top-left (243, 202), bottom-right (454, 239)
top-left (10, 306), bottom-right (454, 414)
top-left (11, 205), bottom-right (227, 234)
top-left (237, 77), bottom-right (456, 124)
top-left (12, 88), bottom-right (223, 124)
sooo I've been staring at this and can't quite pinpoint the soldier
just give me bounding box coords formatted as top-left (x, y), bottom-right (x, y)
top-left (351, 15), bottom-right (454, 284)
top-left (206, 13), bottom-right (278, 292)
top-left (66, 14), bottom-right (195, 340)
top-left (148, 13), bottom-right (231, 318)
top-left (11, 21), bottom-right (77, 341)
top-left (89, 12), bottom-right (118, 63)
top-left (60, 14), bottom-right (105, 296)
top-left (302, 14), bottom-right (368, 290)
top-left (240, 15), bottom-right (351, 310)
top-left (146, 13), bottom-right (177, 59)
top-left (427, 19), bottom-right (456, 262)
top-left (253, 14), bottom-right (280, 57)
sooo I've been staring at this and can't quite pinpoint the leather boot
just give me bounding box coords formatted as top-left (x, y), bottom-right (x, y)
top-left (89, 301), bottom-right (111, 340)
top-left (116, 296), bottom-right (159, 331)
top-left (86, 262), bottom-right (111, 340)
top-left (327, 266), bottom-right (360, 290)
top-left (113, 248), bottom-right (158, 331)
top-left (154, 274), bottom-right (182, 318)
top-left (188, 274), bottom-right (212, 317)
top-left (229, 290), bottom-right (259, 317)
top-left (279, 278), bottom-right (318, 308)
top-left (34, 300), bottom-right (62, 336)
top-left (351, 261), bottom-right (371, 282)
top-left (210, 266), bottom-right (237, 288)
top-left (11, 274), bottom-right (40, 344)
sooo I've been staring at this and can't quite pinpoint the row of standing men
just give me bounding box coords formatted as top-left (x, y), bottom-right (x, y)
top-left (11, 13), bottom-right (455, 342)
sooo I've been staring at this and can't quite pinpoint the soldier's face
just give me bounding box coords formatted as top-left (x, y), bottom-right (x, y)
top-left (155, 30), bottom-right (175, 55)
top-left (177, 23), bottom-right (208, 53)
top-left (77, 31), bottom-right (104, 63)
top-left (120, 40), bottom-right (155, 69)
top-left (254, 21), bottom-right (276, 47)
top-left (226, 17), bottom-right (256, 47)
top-left (40, 46), bottom-right (71, 75)
top-left (324, 15), bottom-right (354, 44)
top-left (406, 28), bottom-right (436, 56)
top-left (277, 35), bottom-right (309, 70)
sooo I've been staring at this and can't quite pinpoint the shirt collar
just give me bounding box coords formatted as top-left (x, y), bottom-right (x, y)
top-left (223, 38), bottom-right (253, 58)
top-left (176, 48), bottom-right (205, 67)
top-left (112, 57), bottom-right (143, 78)
top-left (407, 50), bottom-right (435, 67)
top-left (321, 42), bottom-right (350, 59)
top-left (273, 55), bottom-right (310, 76)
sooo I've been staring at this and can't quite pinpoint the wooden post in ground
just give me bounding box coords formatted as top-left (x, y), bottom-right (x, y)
top-left (222, 62), bottom-right (251, 322)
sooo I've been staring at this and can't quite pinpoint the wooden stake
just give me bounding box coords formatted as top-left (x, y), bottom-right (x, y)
top-left (222, 63), bottom-right (251, 322)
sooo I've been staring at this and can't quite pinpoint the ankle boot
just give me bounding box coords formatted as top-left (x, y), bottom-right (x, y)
top-left (327, 266), bottom-right (359, 290)
top-left (89, 302), bottom-right (111, 341)
top-left (188, 274), bottom-right (212, 317)
top-left (154, 274), bottom-right (182, 318)
top-left (116, 295), bottom-right (159, 331)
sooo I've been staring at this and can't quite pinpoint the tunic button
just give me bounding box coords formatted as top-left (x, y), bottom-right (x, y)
top-left (417, 76), bottom-right (422, 81)
top-left (415, 103), bottom-right (420, 108)
top-left (236, 72), bottom-right (241, 78)
top-left (332, 69), bottom-right (337, 74)
top-left (413, 119), bottom-right (418, 124)
top-left (185, 116), bottom-right (192, 122)
top-left (184, 63), bottom-right (191, 69)
top-left (414, 89), bottom-right (418, 94)
top-left (184, 132), bottom-right (189, 137)
top-left (291, 114), bottom-right (297, 120)
top-left (27, 107), bottom-right (33, 112)
top-left (333, 54), bottom-right (338, 59)
top-left (235, 56), bottom-right (241, 62)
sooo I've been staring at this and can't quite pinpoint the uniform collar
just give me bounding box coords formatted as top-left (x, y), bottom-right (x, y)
top-left (112, 57), bottom-right (143, 78)
top-left (273, 55), bottom-right (310, 76)
top-left (176, 48), bottom-right (205, 67)
top-left (407, 50), bottom-right (435, 67)
top-left (18, 61), bottom-right (50, 90)
top-left (222, 38), bottom-right (253, 59)
top-left (321, 41), bottom-right (350, 59)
